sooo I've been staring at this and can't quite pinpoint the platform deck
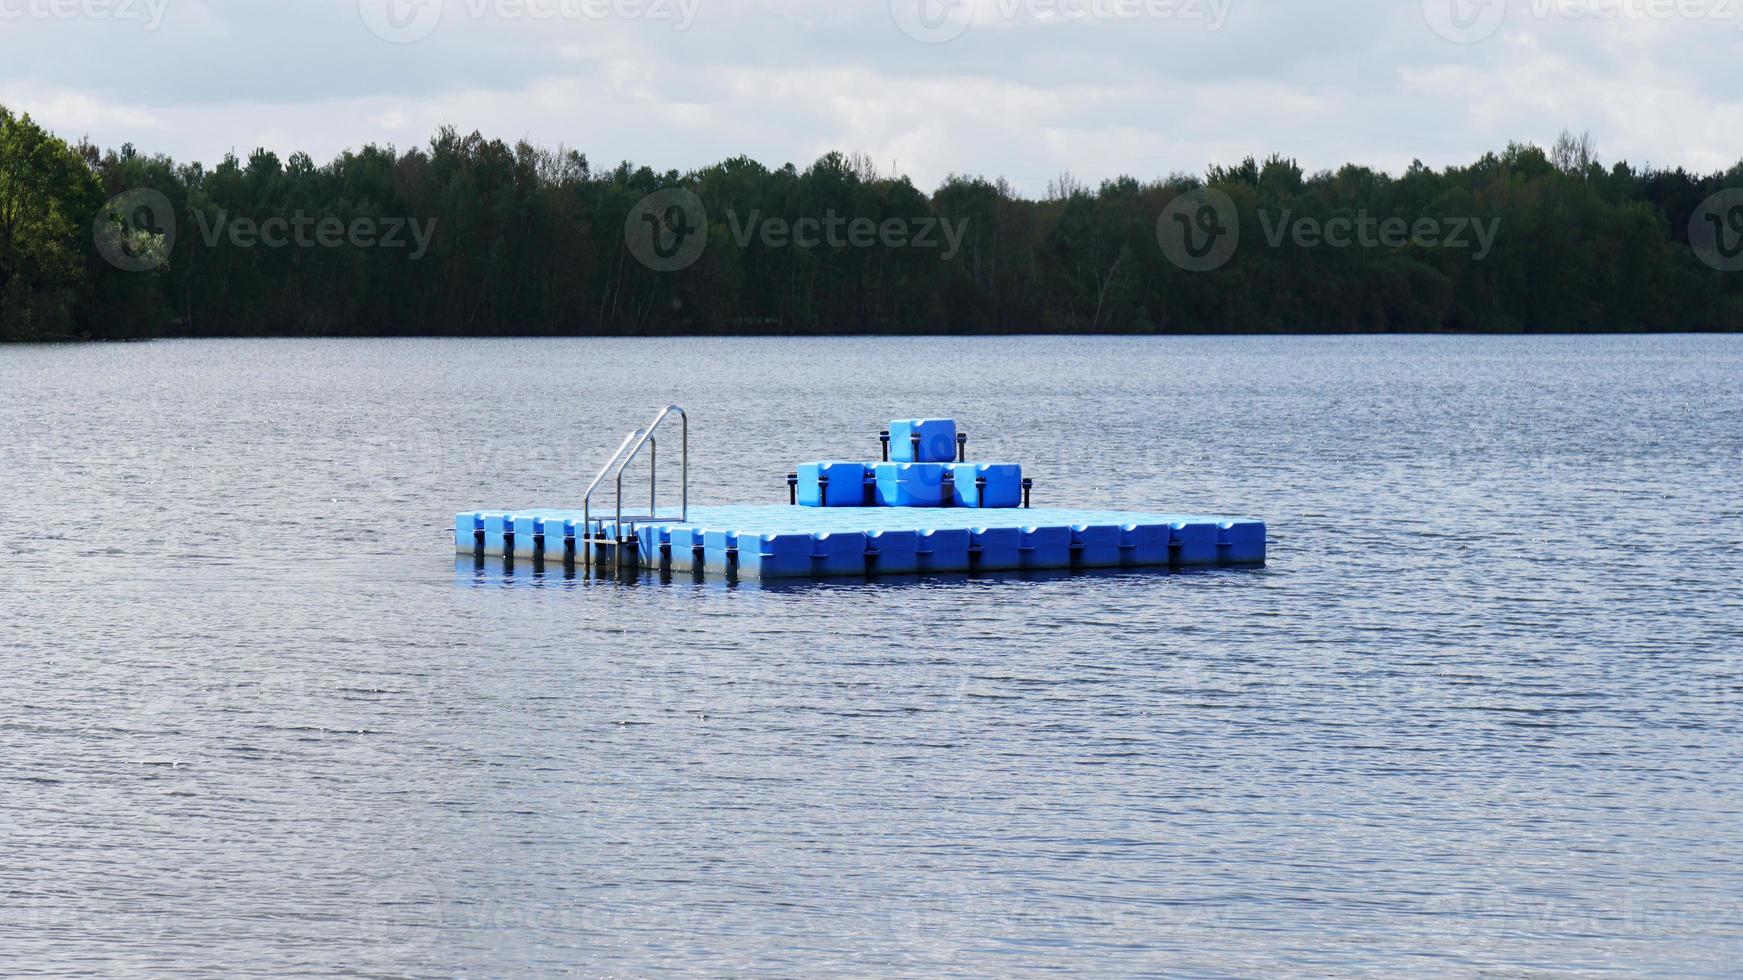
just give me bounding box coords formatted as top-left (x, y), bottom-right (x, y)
top-left (455, 505), bottom-right (1267, 579)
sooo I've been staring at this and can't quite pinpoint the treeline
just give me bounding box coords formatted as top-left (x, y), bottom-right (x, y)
top-left (2, 105), bottom-right (1740, 341)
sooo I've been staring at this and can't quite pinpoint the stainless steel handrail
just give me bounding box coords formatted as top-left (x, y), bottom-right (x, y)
top-left (580, 405), bottom-right (688, 569)
top-left (611, 405), bottom-right (686, 533)
top-left (582, 427), bottom-right (644, 534)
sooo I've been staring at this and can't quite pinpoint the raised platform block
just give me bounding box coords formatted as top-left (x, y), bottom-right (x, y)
top-left (455, 505), bottom-right (1267, 579)
top-left (797, 461), bottom-right (869, 507)
top-left (952, 463), bottom-right (1022, 508)
top-left (889, 418), bottom-right (958, 463)
top-left (875, 463), bottom-right (947, 507)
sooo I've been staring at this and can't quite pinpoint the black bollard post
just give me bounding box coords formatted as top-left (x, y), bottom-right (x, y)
top-left (621, 524), bottom-right (639, 572)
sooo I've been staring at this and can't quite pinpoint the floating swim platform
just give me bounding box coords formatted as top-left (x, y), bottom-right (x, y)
top-left (454, 407), bottom-right (1267, 580)
top-left (455, 505), bottom-right (1266, 578)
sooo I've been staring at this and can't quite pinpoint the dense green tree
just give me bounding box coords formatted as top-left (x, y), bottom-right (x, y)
top-left (0, 108), bottom-right (105, 340)
top-left (2, 108), bottom-right (1740, 340)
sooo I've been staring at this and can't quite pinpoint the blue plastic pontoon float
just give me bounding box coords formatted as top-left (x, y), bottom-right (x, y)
top-left (455, 406), bottom-right (1266, 579)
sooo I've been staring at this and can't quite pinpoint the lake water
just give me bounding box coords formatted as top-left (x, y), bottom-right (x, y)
top-left (2, 335), bottom-right (1740, 976)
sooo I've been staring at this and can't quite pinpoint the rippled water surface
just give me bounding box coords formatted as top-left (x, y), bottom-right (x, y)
top-left (3, 335), bottom-right (1741, 976)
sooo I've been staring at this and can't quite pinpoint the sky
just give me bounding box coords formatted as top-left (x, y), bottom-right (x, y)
top-left (2, 0), bottom-right (1740, 195)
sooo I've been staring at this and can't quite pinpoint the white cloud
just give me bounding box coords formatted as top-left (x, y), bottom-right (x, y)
top-left (1, 0), bottom-right (1738, 194)
top-left (0, 84), bottom-right (166, 134)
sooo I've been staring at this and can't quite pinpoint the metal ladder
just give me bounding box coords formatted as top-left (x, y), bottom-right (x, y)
top-left (581, 405), bottom-right (688, 570)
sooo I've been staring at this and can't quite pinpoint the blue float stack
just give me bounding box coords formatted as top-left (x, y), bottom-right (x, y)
top-left (794, 418), bottom-right (1025, 510)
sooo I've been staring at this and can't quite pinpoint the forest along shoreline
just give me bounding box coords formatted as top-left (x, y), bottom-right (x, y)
top-left (4, 108), bottom-right (1741, 341)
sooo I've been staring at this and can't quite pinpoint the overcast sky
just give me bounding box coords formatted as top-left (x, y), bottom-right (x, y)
top-left (2, 0), bottom-right (1739, 195)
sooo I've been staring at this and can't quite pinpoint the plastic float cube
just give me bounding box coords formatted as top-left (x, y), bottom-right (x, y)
top-left (635, 524), bottom-right (662, 566)
top-left (1020, 525), bottom-right (1072, 570)
top-left (511, 514), bottom-right (532, 557)
top-left (916, 528), bottom-right (972, 573)
top-left (951, 463), bottom-right (1022, 508)
top-left (1218, 520), bottom-right (1268, 564)
top-left (797, 461), bottom-right (869, 508)
top-left (1072, 524), bottom-right (1123, 568)
top-left (456, 512), bottom-right (482, 553)
top-left (703, 529), bottom-right (738, 575)
top-left (811, 532), bottom-right (868, 577)
top-left (889, 418), bottom-right (959, 463)
top-left (1170, 521), bottom-right (1219, 567)
top-left (970, 527), bottom-right (1023, 571)
top-left (666, 526), bottom-right (702, 572)
top-left (867, 530), bottom-right (920, 575)
top-left (1120, 524), bottom-right (1171, 567)
top-left (875, 462), bottom-right (948, 507)
top-left (739, 532), bottom-right (814, 578)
